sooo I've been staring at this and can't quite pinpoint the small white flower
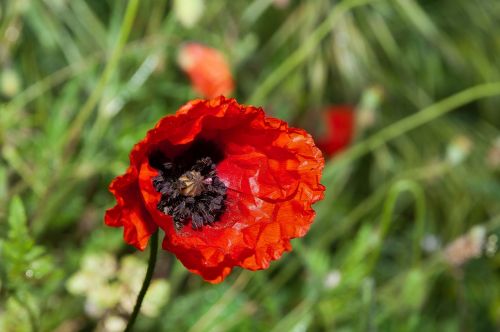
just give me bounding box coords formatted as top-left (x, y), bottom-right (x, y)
top-left (446, 135), bottom-right (473, 165)
top-left (103, 315), bottom-right (127, 332)
top-left (173, 0), bottom-right (204, 28)
top-left (421, 234), bottom-right (441, 253)
top-left (324, 270), bottom-right (342, 289)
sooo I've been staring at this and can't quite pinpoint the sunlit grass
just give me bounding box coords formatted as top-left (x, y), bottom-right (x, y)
top-left (1, 0), bottom-right (499, 331)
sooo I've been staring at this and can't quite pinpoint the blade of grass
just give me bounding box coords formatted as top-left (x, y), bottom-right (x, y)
top-left (248, 0), bottom-right (377, 105)
top-left (63, 0), bottom-right (140, 152)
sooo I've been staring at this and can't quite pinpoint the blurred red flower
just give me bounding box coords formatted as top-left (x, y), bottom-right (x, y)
top-left (316, 106), bottom-right (355, 157)
top-left (105, 97), bottom-right (325, 283)
top-left (178, 43), bottom-right (234, 99)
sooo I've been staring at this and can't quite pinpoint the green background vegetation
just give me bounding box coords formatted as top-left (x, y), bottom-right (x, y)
top-left (1, 0), bottom-right (500, 331)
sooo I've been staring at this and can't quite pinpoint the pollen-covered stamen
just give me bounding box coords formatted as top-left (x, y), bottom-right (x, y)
top-left (149, 142), bottom-right (227, 231)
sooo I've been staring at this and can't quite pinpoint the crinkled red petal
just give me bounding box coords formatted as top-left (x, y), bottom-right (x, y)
top-left (104, 167), bottom-right (157, 251)
top-left (131, 97), bottom-right (324, 282)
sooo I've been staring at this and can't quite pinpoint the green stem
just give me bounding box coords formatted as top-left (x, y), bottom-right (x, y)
top-left (377, 180), bottom-right (426, 266)
top-left (124, 230), bottom-right (159, 332)
top-left (363, 180), bottom-right (426, 274)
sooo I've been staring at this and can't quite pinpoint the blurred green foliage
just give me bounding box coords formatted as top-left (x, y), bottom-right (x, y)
top-left (1, 0), bottom-right (500, 331)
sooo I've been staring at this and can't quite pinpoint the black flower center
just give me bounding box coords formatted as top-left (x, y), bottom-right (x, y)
top-left (149, 141), bottom-right (227, 231)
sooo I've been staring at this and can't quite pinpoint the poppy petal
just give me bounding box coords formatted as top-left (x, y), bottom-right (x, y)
top-left (106, 96), bottom-right (324, 282)
top-left (105, 169), bottom-right (158, 250)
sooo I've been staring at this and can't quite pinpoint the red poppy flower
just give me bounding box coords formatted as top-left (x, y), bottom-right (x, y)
top-left (105, 97), bottom-right (325, 283)
top-left (178, 43), bottom-right (234, 99)
top-left (316, 105), bottom-right (355, 157)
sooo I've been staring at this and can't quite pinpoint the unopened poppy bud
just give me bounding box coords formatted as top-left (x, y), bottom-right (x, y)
top-left (315, 105), bottom-right (355, 157)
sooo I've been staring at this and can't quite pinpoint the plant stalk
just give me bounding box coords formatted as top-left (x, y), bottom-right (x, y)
top-left (124, 230), bottom-right (159, 332)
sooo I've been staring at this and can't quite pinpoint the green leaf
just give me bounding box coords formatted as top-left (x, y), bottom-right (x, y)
top-left (7, 196), bottom-right (28, 239)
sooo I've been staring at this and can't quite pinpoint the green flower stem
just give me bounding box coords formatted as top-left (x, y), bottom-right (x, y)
top-left (125, 230), bottom-right (159, 332)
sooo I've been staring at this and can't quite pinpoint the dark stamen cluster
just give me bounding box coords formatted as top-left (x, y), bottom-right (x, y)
top-left (150, 150), bottom-right (227, 231)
